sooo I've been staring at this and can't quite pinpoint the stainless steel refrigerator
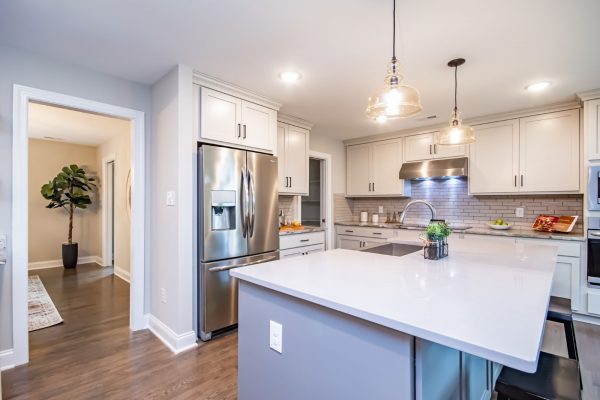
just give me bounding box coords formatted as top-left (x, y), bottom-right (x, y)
top-left (198, 144), bottom-right (279, 341)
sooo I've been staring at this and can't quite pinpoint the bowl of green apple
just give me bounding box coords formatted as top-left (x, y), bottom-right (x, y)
top-left (488, 219), bottom-right (512, 230)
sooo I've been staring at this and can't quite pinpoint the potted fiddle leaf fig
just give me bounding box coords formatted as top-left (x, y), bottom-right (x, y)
top-left (41, 164), bottom-right (96, 269)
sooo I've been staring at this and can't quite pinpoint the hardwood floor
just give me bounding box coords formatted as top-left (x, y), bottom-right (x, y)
top-left (2, 264), bottom-right (237, 399)
top-left (3, 263), bottom-right (600, 399)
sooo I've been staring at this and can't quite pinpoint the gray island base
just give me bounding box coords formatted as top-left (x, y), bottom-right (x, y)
top-left (238, 280), bottom-right (491, 400)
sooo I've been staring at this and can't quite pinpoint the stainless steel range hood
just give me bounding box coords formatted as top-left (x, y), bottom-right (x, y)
top-left (398, 157), bottom-right (468, 180)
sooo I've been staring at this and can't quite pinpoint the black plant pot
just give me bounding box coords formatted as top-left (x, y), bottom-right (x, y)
top-left (62, 243), bottom-right (78, 269)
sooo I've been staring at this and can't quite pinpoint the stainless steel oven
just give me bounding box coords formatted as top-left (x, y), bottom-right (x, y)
top-left (587, 166), bottom-right (600, 210)
top-left (587, 217), bottom-right (600, 286)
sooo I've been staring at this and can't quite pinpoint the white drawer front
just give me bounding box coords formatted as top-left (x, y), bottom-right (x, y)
top-left (517, 238), bottom-right (581, 258)
top-left (335, 225), bottom-right (394, 239)
top-left (588, 290), bottom-right (600, 315)
top-left (280, 231), bottom-right (325, 250)
top-left (280, 243), bottom-right (324, 258)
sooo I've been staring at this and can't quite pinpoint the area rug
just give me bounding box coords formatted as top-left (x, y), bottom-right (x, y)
top-left (28, 275), bottom-right (63, 331)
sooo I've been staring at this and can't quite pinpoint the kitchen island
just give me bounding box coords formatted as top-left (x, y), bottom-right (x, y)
top-left (231, 239), bottom-right (557, 400)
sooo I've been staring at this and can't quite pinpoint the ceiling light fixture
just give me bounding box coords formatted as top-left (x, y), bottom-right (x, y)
top-left (437, 58), bottom-right (475, 146)
top-left (525, 81), bottom-right (550, 92)
top-left (279, 71), bottom-right (301, 82)
top-left (366, 0), bottom-right (422, 122)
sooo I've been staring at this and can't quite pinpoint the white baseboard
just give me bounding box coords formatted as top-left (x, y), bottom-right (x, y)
top-left (28, 255), bottom-right (103, 270)
top-left (147, 314), bottom-right (197, 354)
top-left (113, 265), bottom-right (131, 283)
top-left (573, 312), bottom-right (600, 326)
top-left (0, 348), bottom-right (15, 371)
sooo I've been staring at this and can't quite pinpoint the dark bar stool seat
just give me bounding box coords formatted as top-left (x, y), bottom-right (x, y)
top-left (495, 303), bottom-right (582, 400)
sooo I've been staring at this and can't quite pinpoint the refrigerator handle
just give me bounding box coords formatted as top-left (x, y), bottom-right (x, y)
top-left (248, 169), bottom-right (256, 237)
top-left (240, 168), bottom-right (248, 237)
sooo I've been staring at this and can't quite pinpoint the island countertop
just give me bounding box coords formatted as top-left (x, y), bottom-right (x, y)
top-left (231, 240), bottom-right (558, 372)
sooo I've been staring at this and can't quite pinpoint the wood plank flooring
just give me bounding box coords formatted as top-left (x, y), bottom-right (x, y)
top-left (2, 264), bottom-right (237, 399)
top-left (2, 263), bottom-right (600, 399)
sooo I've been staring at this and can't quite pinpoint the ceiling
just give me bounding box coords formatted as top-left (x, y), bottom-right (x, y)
top-left (28, 102), bottom-right (130, 146)
top-left (2, 0), bottom-right (599, 140)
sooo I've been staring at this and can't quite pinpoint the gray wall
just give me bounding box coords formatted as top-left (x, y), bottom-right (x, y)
top-left (0, 44), bottom-right (152, 353)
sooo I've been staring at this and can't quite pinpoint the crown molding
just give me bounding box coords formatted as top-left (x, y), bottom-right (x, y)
top-left (343, 100), bottom-right (581, 146)
top-left (577, 89), bottom-right (600, 102)
top-left (277, 113), bottom-right (314, 130)
top-left (192, 71), bottom-right (282, 111)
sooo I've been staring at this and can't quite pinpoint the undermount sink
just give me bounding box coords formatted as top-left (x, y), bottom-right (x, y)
top-left (360, 243), bottom-right (423, 257)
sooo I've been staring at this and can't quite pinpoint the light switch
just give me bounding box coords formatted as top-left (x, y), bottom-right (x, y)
top-left (515, 207), bottom-right (524, 218)
top-left (166, 191), bottom-right (176, 206)
top-left (269, 320), bottom-right (283, 353)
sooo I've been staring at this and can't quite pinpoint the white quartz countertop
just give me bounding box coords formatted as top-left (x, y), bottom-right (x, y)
top-left (231, 240), bottom-right (557, 372)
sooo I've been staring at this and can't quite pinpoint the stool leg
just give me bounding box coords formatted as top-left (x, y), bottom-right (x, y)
top-left (496, 393), bottom-right (510, 400)
top-left (564, 320), bottom-right (577, 360)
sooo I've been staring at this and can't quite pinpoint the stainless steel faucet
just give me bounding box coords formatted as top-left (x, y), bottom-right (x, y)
top-left (399, 200), bottom-right (437, 224)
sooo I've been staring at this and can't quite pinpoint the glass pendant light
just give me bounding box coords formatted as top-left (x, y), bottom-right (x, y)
top-left (437, 58), bottom-right (475, 145)
top-left (366, 0), bottom-right (422, 122)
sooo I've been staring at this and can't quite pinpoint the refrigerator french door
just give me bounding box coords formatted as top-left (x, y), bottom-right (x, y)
top-left (198, 144), bottom-right (279, 341)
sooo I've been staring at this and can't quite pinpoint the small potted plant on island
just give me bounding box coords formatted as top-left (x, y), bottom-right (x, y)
top-left (41, 164), bottom-right (96, 269)
top-left (421, 221), bottom-right (452, 260)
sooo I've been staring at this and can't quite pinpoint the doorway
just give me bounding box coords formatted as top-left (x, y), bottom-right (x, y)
top-left (303, 150), bottom-right (334, 250)
top-left (107, 160), bottom-right (115, 266)
top-left (12, 85), bottom-right (146, 366)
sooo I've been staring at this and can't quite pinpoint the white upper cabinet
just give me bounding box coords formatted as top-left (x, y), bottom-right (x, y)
top-left (519, 110), bottom-right (580, 192)
top-left (469, 110), bottom-right (580, 194)
top-left (584, 99), bottom-right (600, 161)
top-left (198, 87), bottom-right (276, 152)
top-left (469, 119), bottom-right (520, 194)
top-left (278, 122), bottom-right (309, 195)
top-left (346, 139), bottom-right (410, 197)
top-left (404, 132), bottom-right (466, 162)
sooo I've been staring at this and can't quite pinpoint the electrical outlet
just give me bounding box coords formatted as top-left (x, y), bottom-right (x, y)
top-left (516, 207), bottom-right (524, 218)
top-left (378, 206), bottom-right (384, 214)
top-left (160, 288), bottom-right (167, 304)
top-left (166, 191), bottom-right (176, 206)
top-left (269, 320), bottom-right (283, 353)
top-left (0, 234), bottom-right (7, 249)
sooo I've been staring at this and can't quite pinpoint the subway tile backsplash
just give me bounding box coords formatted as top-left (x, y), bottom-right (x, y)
top-left (334, 178), bottom-right (583, 230)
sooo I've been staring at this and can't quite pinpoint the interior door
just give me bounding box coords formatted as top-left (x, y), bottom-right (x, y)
top-left (404, 133), bottom-right (433, 162)
top-left (285, 125), bottom-right (309, 194)
top-left (519, 110), bottom-right (580, 192)
top-left (200, 145), bottom-right (248, 262)
top-left (346, 144), bottom-right (371, 196)
top-left (200, 88), bottom-right (241, 143)
top-left (246, 151), bottom-right (279, 255)
top-left (371, 139), bottom-right (403, 195)
top-left (469, 119), bottom-right (520, 194)
top-left (241, 101), bottom-right (274, 151)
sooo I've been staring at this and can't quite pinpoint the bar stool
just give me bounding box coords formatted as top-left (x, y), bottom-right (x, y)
top-left (494, 309), bottom-right (582, 400)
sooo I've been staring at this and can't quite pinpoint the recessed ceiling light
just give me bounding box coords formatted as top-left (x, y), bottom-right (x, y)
top-left (279, 71), bottom-right (301, 82)
top-left (525, 81), bottom-right (550, 92)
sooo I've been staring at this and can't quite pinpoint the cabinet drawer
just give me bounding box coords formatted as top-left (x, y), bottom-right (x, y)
top-left (335, 225), bottom-right (394, 239)
top-left (517, 238), bottom-right (582, 258)
top-left (280, 243), bottom-right (324, 258)
top-left (588, 290), bottom-right (600, 315)
top-left (280, 231), bottom-right (325, 250)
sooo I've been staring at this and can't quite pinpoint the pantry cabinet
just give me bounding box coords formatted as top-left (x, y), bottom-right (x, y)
top-left (470, 109), bottom-right (580, 194)
top-left (198, 87), bottom-right (277, 152)
top-left (404, 132), bottom-right (466, 162)
top-left (346, 139), bottom-right (411, 197)
top-left (277, 122), bottom-right (309, 195)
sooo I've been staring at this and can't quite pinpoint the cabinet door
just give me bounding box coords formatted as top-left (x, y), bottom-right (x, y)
top-left (519, 110), bottom-right (580, 192)
top-left (462, 353), bottom-right (491, 400)
top-left (404, 133), bottom-right (434, 162)
top-left (277, 123), bottom-right (290, 193)
top-left (555, 256), bottom-right (581, 311)
top-left (432, 132), bottom-right (466, 159)
top-left (285, 125), bottom-right (309, 195)
top-left (371, 139), bottom-right (407, 196)
top-left (337, 235), bottom-right (363, 250)
top-left (585, 99), bottom-right (600, 161)
top-left (240, 100), bottom-right (275, 151)
top-left (469, 119), bottom-right (520, 194)
top-left (200, 88), bottom-right (241, 143)
top-left (346, 144), bottom-right (372, 196)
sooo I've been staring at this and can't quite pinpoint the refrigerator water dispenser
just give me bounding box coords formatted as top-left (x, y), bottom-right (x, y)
top-left (211, 190), bottom-right (236, 230)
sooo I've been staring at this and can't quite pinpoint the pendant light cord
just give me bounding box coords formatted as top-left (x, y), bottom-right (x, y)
top-left (392, 0), bottom-right (396, 61)
top-left (454, 64), bottom-right (458, 113)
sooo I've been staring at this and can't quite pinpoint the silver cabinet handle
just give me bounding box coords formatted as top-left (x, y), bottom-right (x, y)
top-left (345, 230), bottom-right (354, 233)
top-left (237, 123), bottom-right (241, 138)
top-left (521, 174), bottom-right (524, 187)
top-left (514, 175), bottom-right (517, 187)
top-left (372, 182), bottom-right (375, 192)
top-left (243, 124), bottom-right (247, 139)
top-left (429, 144), bottom-right (433, 155)
top-left (372, 232), bottom-right (382, 235)
top-left (300, 239), bottom-right (310, 242)
top-left (290, 176), bottom-right (292, 187)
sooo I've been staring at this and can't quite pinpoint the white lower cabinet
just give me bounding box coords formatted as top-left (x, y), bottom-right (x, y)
top-left (280, 231), bottom-right (325, 259)
top-left (337, 235), bottom-right (386, 250)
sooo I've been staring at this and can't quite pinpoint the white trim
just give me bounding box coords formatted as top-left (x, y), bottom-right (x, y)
top-left (278, 113), bottom-right (314, 130)
top-left (577, 88), bottom-right (600, 102)
top-left (573, 312), bottom-right (600, 326)
top-left (192, 71), bottom-right (281, 110)
top-left (113, 265), bottom-right (130, 283)
top-left (28, 256), bottom-right (102, 270)
top-left (12, 84), bottom-right (147, 367)
top-left (101, 154), bottom-right (116, 267)
top-left (0, 349), bottom-right (15, 371)
top-left (147, 314), bottom-right (198, 354)
top-left (309, 150), bottom-right (334, 250)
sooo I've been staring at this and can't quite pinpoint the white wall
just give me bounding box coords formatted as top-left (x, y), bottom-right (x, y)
top-left (0, 44), bottom-right (151, 356)
top-left (310, 132), bottom-right (346, 194)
